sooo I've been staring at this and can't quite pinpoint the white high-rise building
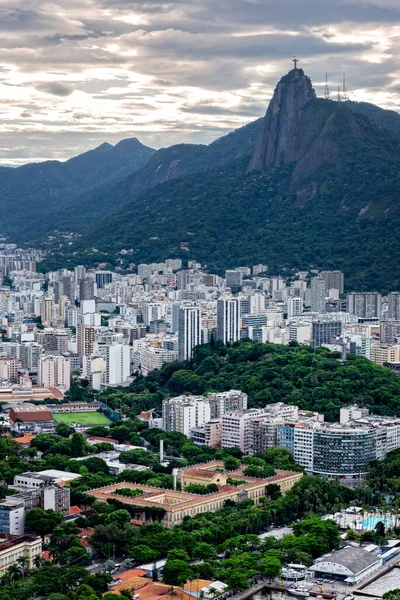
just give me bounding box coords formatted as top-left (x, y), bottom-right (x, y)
top-left (162, 395), bottom-right (210, 437)
top-left (288, 323), bottom-right (312, 344)
top-left (41, 297), bottom-right (54, 325)
top-left (287, 297), bottom-right (304, 318)
top-left (20, 343), bottom-right (41, 372)
top-left (39, 355), bottom-right (71, 390)
top-left (217, 297), bottom-right (241, 344)
top-left (140, 346), bottom-right (179, 376)
top-left (106, 344), bottom-right (130, 385)
top-left (221, 408), bottom-right (265, 454)
top-left (176, 399), bottom-right (211, 437)
top-left (178, 305), bottom-right (201, 361)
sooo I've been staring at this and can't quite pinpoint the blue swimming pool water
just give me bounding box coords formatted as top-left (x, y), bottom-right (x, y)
top-left (360, 516), bottom-right (394, 530)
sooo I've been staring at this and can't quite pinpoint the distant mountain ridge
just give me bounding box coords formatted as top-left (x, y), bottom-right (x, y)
top-left (0, 138), bottom-right (155, 235)
top-left (2, 70), bottom-right (400, 294)
top-left (71, 68), bottom-right (400, 292)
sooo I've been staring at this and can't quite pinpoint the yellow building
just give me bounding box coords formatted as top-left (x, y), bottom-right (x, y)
top-left (0, 534), bottom-right (42, 576)
top-left (370, 344), bottom-right (400, 366)
top-left (88, 461), bottom-right (302, 528)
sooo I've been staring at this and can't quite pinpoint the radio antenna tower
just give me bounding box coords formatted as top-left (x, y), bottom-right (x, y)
top-left (324, 73), bottom-right (330, 99)
top-left (337, 83), bottom-right (341, 102)
top-left (342, 73), bottom-right (348, 101)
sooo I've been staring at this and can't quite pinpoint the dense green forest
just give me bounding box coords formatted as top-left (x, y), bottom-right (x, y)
top-left (90, 341), bottom-right (400, 423)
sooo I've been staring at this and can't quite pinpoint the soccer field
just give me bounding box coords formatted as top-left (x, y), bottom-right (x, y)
top-left (53, 411), bottom-right (111, 425)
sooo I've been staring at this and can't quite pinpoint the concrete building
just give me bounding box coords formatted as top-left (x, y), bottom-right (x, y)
top-left (208, 390), bottom-right (248, 418)
top-left (287, 297), bottom-right (304, 318)
top-left (162, 395), bottom-right (210, 436)
top-left (388, 292), bottom-right (400, 320)
top-left (140, 346), bottom-right (178, 376)
top-left (288, 323), bottom-right (312, 344)
top-left (39, 355), bottom-right (70, 390)
top-left (310, 277), bottom-right (326, 313)
top-left (380, 320), bottom-right (400, 344)
top-left (13, 470), bottom-right (80, 488)
top-left (346, 292), bottom-right (381, 319)
top-left (106, 344), bottom-right (130, 385)
top-left (77, 325), bottom-right (95, 356)
top-left (217, 297), bottom-right (241, 344)
top-left (41, 297), bottom-right (54, 325)
top-left (20, 343), bottom-right (41, 372)
top-left (221, 408), bottom-right (266, 454)
top-left (0, 498), bottom-right (25, 535)
top-left (176, 400), bottom-right (211, 437)
top-left (225, 270), bottom-right (242, 294)
top-left (0, 357), bottom-right (21, 382)
top-left (370, 344), bottom-right (400, 366)
top-left (312, 320), bottom-right (342, 347)
top-left (319, 271), bottom-right (344, 296)
top-left (340, 405), bottom-right (370, 424)
top-left (178, 305), bottom-right (201, 361)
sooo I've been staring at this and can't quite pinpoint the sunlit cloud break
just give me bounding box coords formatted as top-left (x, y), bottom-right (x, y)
top-left (0, 0), bottom-right (399, 163)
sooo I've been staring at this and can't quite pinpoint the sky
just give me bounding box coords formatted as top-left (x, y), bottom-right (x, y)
top-left (1, 0), bottom-right (399, 165)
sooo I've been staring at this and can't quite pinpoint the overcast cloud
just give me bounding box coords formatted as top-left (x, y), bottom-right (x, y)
top-left (0, 0), bottom-right (399, 164)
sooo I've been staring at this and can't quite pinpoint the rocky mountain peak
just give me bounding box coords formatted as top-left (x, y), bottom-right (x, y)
top-left (247, 68), bottom-right (316, 172)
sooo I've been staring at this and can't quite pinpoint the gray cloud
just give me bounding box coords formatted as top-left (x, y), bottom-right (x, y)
top-left (0, 0), bottom-right (398, 163)
top-left (35, 82), bottom-right (74, 96)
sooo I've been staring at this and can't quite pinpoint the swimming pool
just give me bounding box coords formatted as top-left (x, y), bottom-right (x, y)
top-left (360, 516), bottom-right (395, 530)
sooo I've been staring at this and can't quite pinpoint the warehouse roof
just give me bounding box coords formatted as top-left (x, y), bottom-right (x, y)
top-left (313, 546), bottom-right (379, 574)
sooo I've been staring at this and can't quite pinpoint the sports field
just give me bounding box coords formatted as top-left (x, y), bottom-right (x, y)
top-left (53, 411), bottom-right (111, 425)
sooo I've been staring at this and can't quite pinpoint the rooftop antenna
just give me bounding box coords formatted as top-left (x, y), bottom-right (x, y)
top-left (337, 83), bottom-right (341, 102)
top-left (292, 57), bottom-right (299, 70)
top-left (324, 73), bottom-right (330, 99)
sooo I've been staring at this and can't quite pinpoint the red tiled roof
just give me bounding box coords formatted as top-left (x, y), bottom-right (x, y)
top-left (69, 506), bottom-right (82, 515)
top-left (14, 433), bottom-right (36, 445)
top-left (116, 568), bottom-right (149, 581)
top-left (185, 468), bottom-right (218, 479)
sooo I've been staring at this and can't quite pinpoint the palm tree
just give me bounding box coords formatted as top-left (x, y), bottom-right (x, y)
top-left (1, 572), bottom-right (12, 587)
top-left (17, 556), bottom-right (30, 583)
top-left (8, 563), bottom-right (22, 581)
top-left (33, 554), bottom-right (44, 569)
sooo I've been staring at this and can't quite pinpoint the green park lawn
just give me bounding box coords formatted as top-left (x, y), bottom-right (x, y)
top-left (53, 411), bottom-right (111, 425)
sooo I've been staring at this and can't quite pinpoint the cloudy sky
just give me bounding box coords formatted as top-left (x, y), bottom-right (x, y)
top-left (1, 0), bottom-right (399, 164)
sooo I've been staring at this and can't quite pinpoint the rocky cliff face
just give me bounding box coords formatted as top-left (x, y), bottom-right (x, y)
top-left (247, 68), bottom-right (316, 172)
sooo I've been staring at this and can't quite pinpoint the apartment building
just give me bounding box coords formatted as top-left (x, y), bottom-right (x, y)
top-left (162, 395), bottom-right (211, 437)
top-left (221, 408), bottom-right (266, 454)
top-left (39, 354), bottom-right (71, 390)
top-left (140, 345), bottom-right (178, 376)
top-left (208, 390), bottom-right (248, 418)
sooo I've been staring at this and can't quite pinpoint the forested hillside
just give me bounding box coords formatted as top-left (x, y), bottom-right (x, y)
top-left (99, 341), bottom-right (400, 423)
top-left (77, 95), bottom-right (400, 292)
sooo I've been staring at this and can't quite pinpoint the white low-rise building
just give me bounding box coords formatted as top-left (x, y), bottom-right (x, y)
top-left (311, 545), bottom-right (382, 584)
